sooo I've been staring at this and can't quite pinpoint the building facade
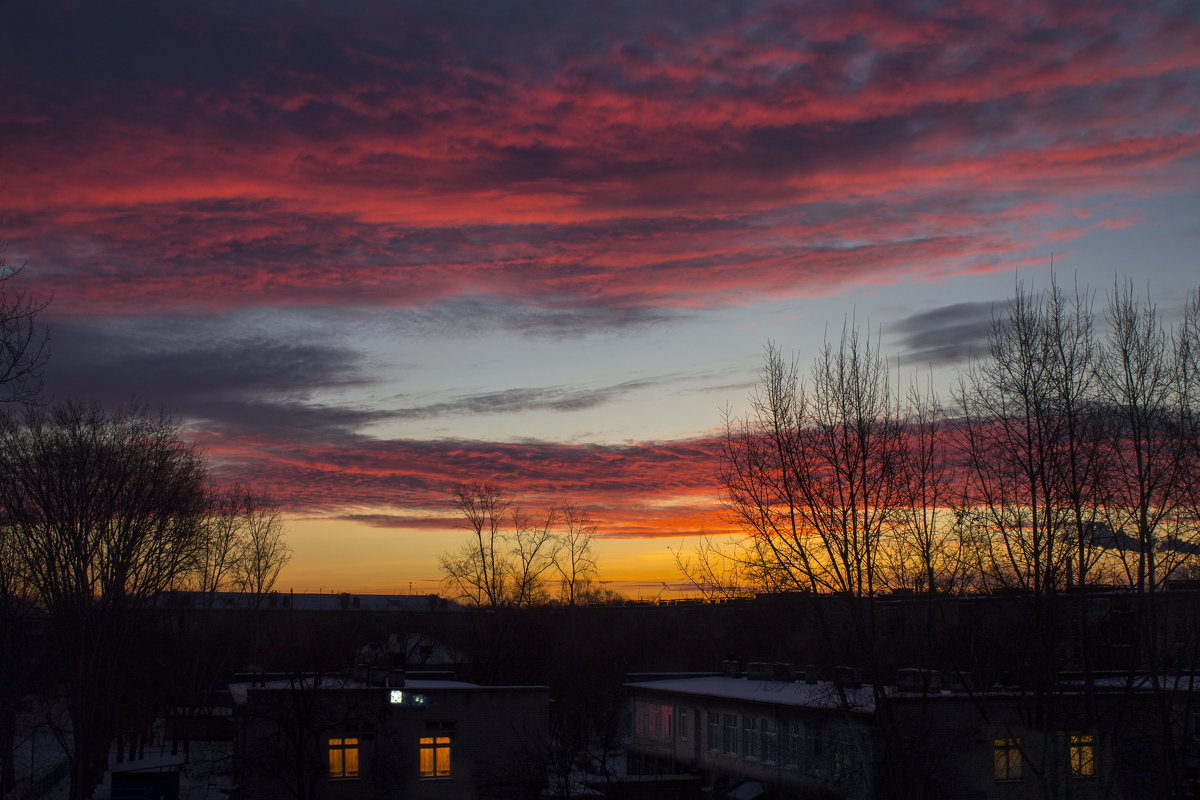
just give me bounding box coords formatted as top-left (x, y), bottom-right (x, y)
top-left (625, 673), bottom-right (876, 800)
top-left (233, 675), bottom-right (549, 799)
top-left (625, 671), bottom-right (1185, 799)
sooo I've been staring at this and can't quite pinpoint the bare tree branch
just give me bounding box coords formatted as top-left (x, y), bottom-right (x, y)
top-left (0, 247), bottom-right (50, 407)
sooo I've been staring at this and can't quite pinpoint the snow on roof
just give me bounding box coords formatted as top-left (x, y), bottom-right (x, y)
top-left (228, 677), bottom-right (548, 705)
top-left (624, 676), bottom-right (875, 713)
top-left (1077, 675), bottom-right (1200, 693)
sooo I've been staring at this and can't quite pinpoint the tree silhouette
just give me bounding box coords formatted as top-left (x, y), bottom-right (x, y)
top-left (0, 402), bottom-right (208, 800)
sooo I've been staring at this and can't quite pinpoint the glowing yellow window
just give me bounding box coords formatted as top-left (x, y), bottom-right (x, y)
top-left (419, 736), bottom-right (451, 778)
top-left (328, 737), bottom-right (359, 778)
top-left (1069, 733), bottom-right (1095, 777)
top-left (993, 737), bottom-right (1021, 781)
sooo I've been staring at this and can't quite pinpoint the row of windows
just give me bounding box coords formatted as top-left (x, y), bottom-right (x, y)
top-left (701, 710), bottom-right (844, 772)
top-left (327, 736), bottom-right (452, 780)
top-left (638, 702), bottom-right (1095, 784)
top-left (993, 734), bottom-right (1095, 781)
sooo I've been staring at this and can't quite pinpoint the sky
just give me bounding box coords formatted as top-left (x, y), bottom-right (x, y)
top-left (2, 0), bottom-right (1198, 597)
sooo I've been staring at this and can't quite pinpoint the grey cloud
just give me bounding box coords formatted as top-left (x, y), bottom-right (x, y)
top-left (37, 311), bottom-right (686, 438)
top-left (395, 296), bottom-right (681, 341)
top-left (39, 315), bottom-right (382, 440)
top-left (394, 377), bottom-right (667, 420)
top-left (892, 301), bottom-right (996, 367)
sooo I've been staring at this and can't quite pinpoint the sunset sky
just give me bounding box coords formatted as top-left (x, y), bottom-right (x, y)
top-left (3, 0), bottom-right (1198, 597)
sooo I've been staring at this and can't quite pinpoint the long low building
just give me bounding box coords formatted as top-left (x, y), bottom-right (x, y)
top-left (625, 672), bottom-right (876, 800)
top-left (624, 668), bottom-right (1193, 799)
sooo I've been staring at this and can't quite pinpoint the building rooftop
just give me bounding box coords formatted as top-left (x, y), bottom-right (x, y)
top-left (624, 676), bottom-right (876, 713)
top-left (230, 677), bottom-right (548, 705)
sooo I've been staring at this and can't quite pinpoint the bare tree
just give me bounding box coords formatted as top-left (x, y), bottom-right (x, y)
top-left (1180, 289), bottom-right (1200, 565)
top-left (884, 377), bottom-right (963, 596)
top-left (231, 492), bottom-right (292, 606)
top-left (187, 485), bottom-right (292, 610)
top-left (189, 484), bottom-right (246, 607)
top-left (441, 482), bottom-right (510, 607)
top-left (0, 402), bottom-right (208, 800)
top-left (673, 535), bottom-right (757, 601)
top-left (553, 505), bottom-right (598, 606)
top-left (0, 249), bottom-right (50, 407)
top-left (0, 250), bottom-right (50, 791)
top-left (1096, 282), bottom-right (1198, 591)
top-left (508, 505), bottom-right (558, 608)
top-left (0, 516), bottom-right (33, 793)
top-left (441, 486), bottom-right (611, 607)
top-left (1045, 281), bottom-right (1109, 593)
top-left (956, 282), bottom-right (1081, 595)
top-left (721, 327), bottom-right (904, 600)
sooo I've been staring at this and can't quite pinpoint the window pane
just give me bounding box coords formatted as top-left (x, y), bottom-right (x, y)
top-left (420, 737), bottom-right (435, 777)
top-left (993, 738), bottom-right (1021, 781)
top-left (329, 737), bottom-right (359, 779)
top-left (1069, 733), bottom-right (1094, 777)
top-left (420, 736), bottom-right (452, 778)
top-left (436, 739), bottom-right (451, 776)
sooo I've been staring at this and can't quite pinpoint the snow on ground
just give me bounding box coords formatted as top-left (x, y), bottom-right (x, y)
top-left (7, 709), bottom-right (233, 800)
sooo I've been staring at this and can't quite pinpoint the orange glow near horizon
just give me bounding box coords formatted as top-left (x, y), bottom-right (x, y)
top-left (278, 516), bottom-right (717, 600)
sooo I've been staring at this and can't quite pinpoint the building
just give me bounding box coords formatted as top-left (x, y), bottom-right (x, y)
top-left (624, 668), bottom-right (1192, 799)
top-left (232, 673), bottom-right (549, 799)
top-left (625, 669), bottom-right (876, 800)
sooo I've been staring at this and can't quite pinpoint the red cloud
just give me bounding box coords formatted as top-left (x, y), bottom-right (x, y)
top-left (199, 430), bottom-right (731, 539)
top-left (4, 0), bottom-right (1196, 317)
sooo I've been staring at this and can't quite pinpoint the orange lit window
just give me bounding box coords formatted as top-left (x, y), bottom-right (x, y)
top-left (419, 736), bottom-right (451, 778)
top-left (1069, 733), bottom-right (1095, 777)
top-left (328, 738), bottom-right (359, 779)
top-left (993, 737), bottom-right (1021, 781)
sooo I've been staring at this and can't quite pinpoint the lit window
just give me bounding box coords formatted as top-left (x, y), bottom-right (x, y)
top-left (328, 738), bottom-right (359, 779)
top-left (419, 736), bottom-right (451, 778)
top-left (1069, 733), bottom-right (1095, 777)
top-left (993, 737), bottom-right (1021, 781)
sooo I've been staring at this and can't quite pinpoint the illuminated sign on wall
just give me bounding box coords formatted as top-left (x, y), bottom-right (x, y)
top-left (388, 690), bottom-right (428, 706)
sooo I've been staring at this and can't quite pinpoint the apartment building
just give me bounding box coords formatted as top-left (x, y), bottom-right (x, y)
top-left (233, 673), bottom-right (549, 799)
